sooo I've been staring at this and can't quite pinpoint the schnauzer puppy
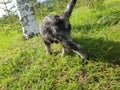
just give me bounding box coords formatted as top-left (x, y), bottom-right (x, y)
top-left (40, 0), bottom-right (88, 59)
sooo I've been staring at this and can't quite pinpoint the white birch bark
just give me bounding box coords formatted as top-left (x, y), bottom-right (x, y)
top-left (15, 0), bottom-right (40, 39)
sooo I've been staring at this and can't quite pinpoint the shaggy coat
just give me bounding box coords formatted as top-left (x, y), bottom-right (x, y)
top-left (40, 0), bottom-right (88, 59)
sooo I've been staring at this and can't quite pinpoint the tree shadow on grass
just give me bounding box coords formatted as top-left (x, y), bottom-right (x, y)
top-left (73, 37), bottom-right (120, 65)
top-left (71, 10), bottom-right (120, 65)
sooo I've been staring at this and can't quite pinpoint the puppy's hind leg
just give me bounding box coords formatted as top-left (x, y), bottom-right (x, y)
top-left (62, 44), bottom-right (71, 56)
top-left (65, 39), bottom-right (88, 59)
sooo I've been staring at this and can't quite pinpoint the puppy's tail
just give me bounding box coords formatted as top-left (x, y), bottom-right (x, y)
top-left (60, 0), bottom-right (77, 20)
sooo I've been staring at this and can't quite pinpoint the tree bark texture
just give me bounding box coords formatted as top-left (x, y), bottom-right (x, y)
top-left (15, 0), bottom-right (40, 38)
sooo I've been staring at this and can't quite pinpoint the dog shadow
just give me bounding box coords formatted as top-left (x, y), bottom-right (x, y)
top-left (73, 37), bottom-right (120, 65)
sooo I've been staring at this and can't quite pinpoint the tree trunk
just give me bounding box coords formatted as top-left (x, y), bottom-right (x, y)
top-left (15, 0), bottom-right (40, 39)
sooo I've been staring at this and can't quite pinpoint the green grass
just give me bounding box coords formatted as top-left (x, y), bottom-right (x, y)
top-left (0, 0), bottom-right (120, 89)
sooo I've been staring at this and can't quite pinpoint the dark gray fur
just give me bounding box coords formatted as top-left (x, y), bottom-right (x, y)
top-left (40, 0), bottom-right (88, 59)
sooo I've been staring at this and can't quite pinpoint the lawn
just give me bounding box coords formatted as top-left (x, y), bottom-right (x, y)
top-left (0, 0), bottom-right (120, 89)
